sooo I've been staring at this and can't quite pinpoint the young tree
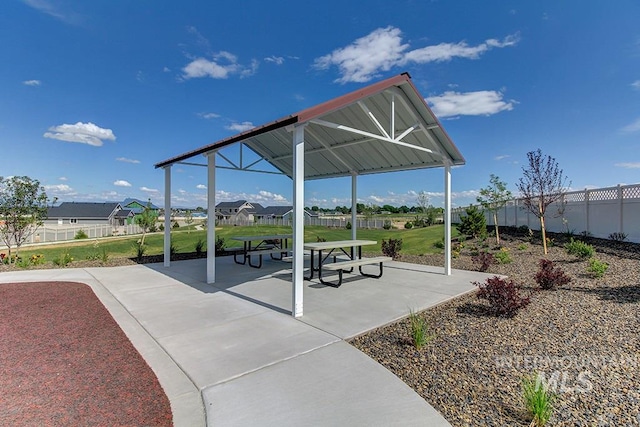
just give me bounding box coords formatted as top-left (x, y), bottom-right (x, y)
top-left (0, 176), bottom-right (50, 264)
top-left (134, 199), bottom-right (156, 245)
top-left (477, 174), bottom-right (513, 245)
top-left (184, 209), bottom-right (194, 232)
top-left (456, 205), bottom-right (487, 238)
top-left (517, 149), bottom-right (570, 254)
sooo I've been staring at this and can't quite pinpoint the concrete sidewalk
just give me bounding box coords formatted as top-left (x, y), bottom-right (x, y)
top-left (0, 258), bottom-right (492, 426)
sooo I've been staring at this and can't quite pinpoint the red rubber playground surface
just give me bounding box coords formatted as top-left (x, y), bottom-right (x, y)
top-left (0, 281), bottom-right (172, 426)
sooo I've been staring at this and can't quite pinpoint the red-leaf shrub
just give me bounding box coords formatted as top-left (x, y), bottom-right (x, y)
top-left (534, 259), bottom-right (571, 290)
top-left (473, 276), bottom-right (530, 317)
top-left (472, 252), bottom-right (496, 272)
top-left (381, 238), bottom-right (403, 259)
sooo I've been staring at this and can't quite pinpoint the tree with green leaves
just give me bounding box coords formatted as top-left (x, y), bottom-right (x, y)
top-left (517, 149), bottom-right (569, 255)
top-left (0, 176), bottom-right (50, 264)
top-left (477, 174), bottom-right (512, 245)
top-left (134, 199), bottom-right (156, 245)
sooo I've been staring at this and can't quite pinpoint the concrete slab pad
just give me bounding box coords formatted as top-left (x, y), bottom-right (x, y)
top-left (203, 341), bottom-right (450, 426)
top-left (157, 311), bottom-right (339, 389)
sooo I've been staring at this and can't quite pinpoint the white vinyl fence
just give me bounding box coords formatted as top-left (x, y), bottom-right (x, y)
top-left (25, 224), bottom-right (143, 245)
top-left (216, 217), bottom-right (393, 229)
top-left (452, 183), bottom-right (640, 243)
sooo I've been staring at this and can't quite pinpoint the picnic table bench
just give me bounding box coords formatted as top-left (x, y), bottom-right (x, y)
top-left (303, 239), bottom-right (392, 287)
top-left (230, 234), bottom-right (292, 269)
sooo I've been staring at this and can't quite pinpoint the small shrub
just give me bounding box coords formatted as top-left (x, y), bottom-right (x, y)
top-left (215, 236), bottom-right (226, 254)
top-left (587, 258), bottom-right (608, 278)
top-left (456, 205), bottom-right (487, 239)
top-left (29, 254), bottom-right (45, 266)
top-left (522, 372), bottom-right (555, 427)
top-left (383, 219), bottom-right (392, 230)
top-left (172, 221), bottom-right (180, 229)
top-left (545, 237), bottom-right (554, 248)
top-left (473, 276), bottom-right (530, 317)
top-left (433, 237), bottom-right (444, 249)
top-left (535, 259), bottom-right (571, 290)
top-left (517, 243), bottom-right (528, 251)
top-left (170, 243), bottom-right (178, 259)
top-left (408, 309), bottom-right (434, 350)
top-left (565, 238), bottom-right (594, 259)
top-left (316, 235), bottom-right (327, 242)
top-left (74, 229), bottom-right (89, 239)
top-left (608, 232), bottom-right (627, 242)
top-left (404, 221), bottom-right (413, 229)
top-left (471, 252), bottom-right (496, 272)
top-left (494, 247), bottom-right (512, 264)
top-left (381, 238), bottom-right (403, 259)
top-left (345, 221), bottom-right (352, 230)
top-left (132, 241), bottom-right (146, 262)
top-left (159, 223), bottom-right (165, 231)
top-left (100, 248), bottom-right (109, 263)
top-left (195, 238), bottom-right (205, 255)
top-left (53, 252), bottom-right (73, 267)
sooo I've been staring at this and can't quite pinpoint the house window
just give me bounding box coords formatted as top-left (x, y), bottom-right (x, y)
top-left (70, 218), bottom-right (78, 224)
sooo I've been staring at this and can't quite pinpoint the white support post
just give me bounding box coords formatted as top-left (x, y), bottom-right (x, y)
top-left (163, 166), bottom-right (172, 267)
top-left (292, 125), bottom-right (305, 317)
top-left (206, 152), bottom-right (216, 283)
top-left (351, 173), bottom-right (357, 242)
top-left (444, 164), bottom-right (452, 275)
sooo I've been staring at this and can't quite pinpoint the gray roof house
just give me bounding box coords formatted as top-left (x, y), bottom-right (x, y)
top-left (215, 200), bottom-right (264, 224)
top-left (45, 202), bottom-right (126, 226)
top-left (255, 206), bottom-right (315, 220)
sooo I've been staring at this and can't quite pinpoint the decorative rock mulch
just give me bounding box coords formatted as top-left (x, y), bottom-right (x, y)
top-left (351, 232), bottom-right (640, 426)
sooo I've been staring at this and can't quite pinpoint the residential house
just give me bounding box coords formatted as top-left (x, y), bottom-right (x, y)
top-left (45, 202), bottom-right (128, 226)
top-left (254, 206), bottom-right (316, 221)
top-left (215, 200), bottom-right (264, 224)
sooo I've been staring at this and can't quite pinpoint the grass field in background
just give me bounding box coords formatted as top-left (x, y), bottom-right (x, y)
top-left (11, 223), bottom-right (459, 265)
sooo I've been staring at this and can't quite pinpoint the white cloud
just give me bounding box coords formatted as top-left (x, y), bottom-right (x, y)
top-left (257, 190), bottom-right (287, 202)
top-left (43, 183), bottom-right (76, 196)
top-left (182, 51), bottom-right (258, 80)
top-left (495, 155), bottom-right (511, 161)
top-left (196, 184), bottom-right (207, 190)
top-left (264, 56), bottom-right (285, 65)
top-left (198, 112), bottom-right (220, 119)
top-left (140, 186), bottom-right (160, 193)
top-left (314, 26), bottom-right (520, 83)
top-left (314, 27), bottom-right (408, 83)
top-left (113, 180), bottom-right (132, 187)
top-left (630, 80), bottom-right (640, 90)
top-left (621, 117), bottom-right (640, 133)
top-left (44, 122), bottom-right (116, 146)
top-left (163, 66), bottom-right (171, 72)
top-left (226, 121), bottom-right (255, 132)
top-left (426, 90), bottom-right (515, 118)
top-left (23, 79), bottom-right (41, 86)
top-left (116, 157), bottom-right (140, 164)
top-left (615, 162), bottom-right (640, 169)
top-left (59, 176), bottom-right (67, 181)
top-left (22, 0), bottom-right (81, 24)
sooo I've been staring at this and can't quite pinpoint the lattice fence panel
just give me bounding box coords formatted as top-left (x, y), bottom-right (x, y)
top-left (623, 185), bottom-right (640, 200)
top-left (565, 192), bottom-right (585, 202)
top-left (588, 188), bottom-right (617, 201)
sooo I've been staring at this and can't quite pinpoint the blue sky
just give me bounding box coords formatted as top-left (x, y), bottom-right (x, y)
top-left (2, 1), bottom-right (639, 209)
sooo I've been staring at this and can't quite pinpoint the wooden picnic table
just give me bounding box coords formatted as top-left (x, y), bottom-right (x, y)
top-left (303, 240), bottom-right (391, 287)
top-left (230, 234), bottom-right (292, 268)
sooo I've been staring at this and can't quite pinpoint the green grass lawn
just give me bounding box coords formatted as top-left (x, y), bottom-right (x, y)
top-left (10, 224), bottom-right (459, 266)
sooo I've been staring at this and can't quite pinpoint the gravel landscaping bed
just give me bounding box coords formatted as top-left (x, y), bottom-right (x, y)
top-left (351, 231), bottom-right (640, 426)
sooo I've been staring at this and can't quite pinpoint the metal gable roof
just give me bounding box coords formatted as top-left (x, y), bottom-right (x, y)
top-left (155, 73), bottom-right (465, 180)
